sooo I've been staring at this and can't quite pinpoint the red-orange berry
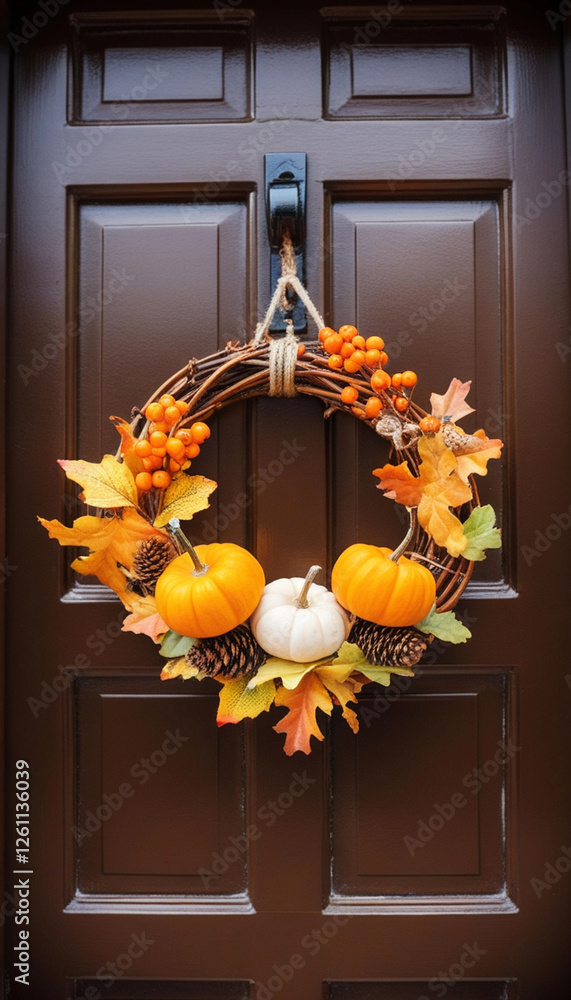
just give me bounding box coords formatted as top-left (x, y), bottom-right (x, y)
top-left (185, 443), bottom-right (201, 459)
top-left (366, 336), bottom-right (385, 351)
top-left (391, 373), bottom-right (403, 388)
top-left (379, 351), bottom-right (389, 367)
top-left (145, 402), bottom-right (164, 422)
top-left (166, 438), bottom-right (186, 461)
top-left (352, 335), bottom-right (366, 350)
top-left (365, 396), bottom-right (382, 418)
top-left (152, 469), bottom-right (171, 489)
top-left (339, 324), bottom-right (359, 341)
top-left (351, 350), bottom-right (366, 368)
top-left (328, 354), bottom-right (343, 369)
top-left (344, 357), bottom-right (361, 373)
top-left (175, 399), bottom-right (189, 415)
top-left (401, 370), bottom-right (418, 388)
top-left (135, 472), bottom-right (153, 491)
top-left (134, 439), bottom-right (152, 457)
top-left (150, 430), bottom-right (167, 448)
top-left (340, 342), bottom-right (355, 359)
top-left (149, 420), bottom-right (169, 434)
top-left (419, 416), bottom-right (441, 433)
top-left (190, 422), bottom-right (210, 444)
top-left (174, 428), bottom-right (193, 445)
top-left (319, 326), bottom-right (336, 343)
top-left (168, 458), bottom-right (182, 474)
top-left (365, 349), bottom-right (381, 368)
top-left (164, 405), bottom-right (181, 425)
top-left (324, 333), bottom-right (344, 355)
top-left (297, 343), bottom-right (306, 358)
top-left (394, 396), bottom-right (409, 412)
top-left (371, 370), bottom-right (391, 392)
top-left (142, 455), bottom-right (163, 472)
top-left (159, 394), bottom-right (176, 409)
top-left (341, 386), bottom-right (359, 405)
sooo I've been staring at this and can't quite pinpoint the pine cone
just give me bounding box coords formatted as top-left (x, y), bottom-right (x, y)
top-left (349, 617), bottom-right (427, 667)
top-left (130, 535), bottom-right (177, 594)
top-left (185, 625), bottom-right (267, 680)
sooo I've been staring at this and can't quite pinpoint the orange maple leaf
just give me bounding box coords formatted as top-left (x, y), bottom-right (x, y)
top-left (374, 434), bottom-right (472, 557)
top-left (38, 509), bottom-right (165, 609)
top-left (273, 672), bottom-right (333, 755)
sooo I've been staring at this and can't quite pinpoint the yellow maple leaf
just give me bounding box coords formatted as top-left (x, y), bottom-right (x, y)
top-left (317, 667), bottom-right (365, 734)
top-left (59, 454), bottom-right (138, 509)
top-left (160, 657), bottom-right (200, 681)
top-left (375, 434), bottom-right (472, 557)
top-left (154, 474), bottom-right (218, 528)
top-left (217, 676), bottom-right (276, 725)
top-left (38, 509), bottom-right (164, 607)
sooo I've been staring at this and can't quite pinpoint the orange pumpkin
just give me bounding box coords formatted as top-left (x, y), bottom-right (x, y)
top-left (155, 534), bottom-right (265, 638)
top-left (331, 543), bottom-right (435, 627)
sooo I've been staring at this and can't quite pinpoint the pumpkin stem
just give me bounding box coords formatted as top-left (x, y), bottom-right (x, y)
top-left (167, 518), bottom-right (209, 577)
top-left (390, 508), bottom-right (417, 563)
top-left (295, 565), bottom-right (322, 608)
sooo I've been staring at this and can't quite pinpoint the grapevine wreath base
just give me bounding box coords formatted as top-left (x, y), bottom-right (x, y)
top-left (39, 240), bottom-right (503, 755)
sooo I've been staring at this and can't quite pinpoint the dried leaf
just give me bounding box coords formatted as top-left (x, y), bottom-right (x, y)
top-left (161, 657), bottom-right (201, 681)
top-left (217, 676), bottom-right (276, 725)
top-left (122, 596), bottom-right (169, 642)
top-left (59, 454), bottom-right (138, 509)
top-left (38, 509), bottom-right (163, 608)
top-left (273, 673), bottom-right (333, 756)
top-left (110, 415), bottom-right (145, 477)
top-left (462, 504), bottom-right (502, 561)
top-left (430, 378), bottom-right (475, 423)
top-left (372, 462), bottom-right (422, 507)
top-left (154, 474), bottom-right (217, 528)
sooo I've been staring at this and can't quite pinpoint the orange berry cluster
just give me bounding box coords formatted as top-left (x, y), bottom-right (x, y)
top-left (133, 393), bottom-right (211, 492)
top-left (318, 325), bottom-right (418, 416)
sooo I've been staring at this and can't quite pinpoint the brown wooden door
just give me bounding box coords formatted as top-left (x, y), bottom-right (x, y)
top-left (4, 1), bottom-right (571, 997)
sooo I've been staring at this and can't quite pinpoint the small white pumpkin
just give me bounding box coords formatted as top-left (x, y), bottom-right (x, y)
top-left (250, 565), bottom-right (351, 662)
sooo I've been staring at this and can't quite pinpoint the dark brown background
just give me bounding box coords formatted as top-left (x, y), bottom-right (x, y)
top-left (2, 0), bottom-right (571, 997)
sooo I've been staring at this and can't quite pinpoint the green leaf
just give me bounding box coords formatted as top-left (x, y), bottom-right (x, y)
top-left (159, 630), bottom-right (197, 658)
top-left (217, 677), bottom-right (276, 724)
top-left (462, 504), bottom-right (502, 561)
top-left (358, 664), bottom-right (415, 686)
top-left (416, 604), bottom-right (471, 644)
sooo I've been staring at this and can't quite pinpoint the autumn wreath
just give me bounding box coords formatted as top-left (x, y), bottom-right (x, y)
top-left (39, 248), bottom-right (502, 755)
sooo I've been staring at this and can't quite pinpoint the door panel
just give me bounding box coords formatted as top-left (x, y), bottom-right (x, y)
top-left (5, 1), bottom-right (571, 998)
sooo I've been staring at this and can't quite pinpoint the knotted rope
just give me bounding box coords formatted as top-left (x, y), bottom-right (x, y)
top-left (253, 234), bottom-right (325, 346)
top-left (269, 320), bottom-right (298, 397)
